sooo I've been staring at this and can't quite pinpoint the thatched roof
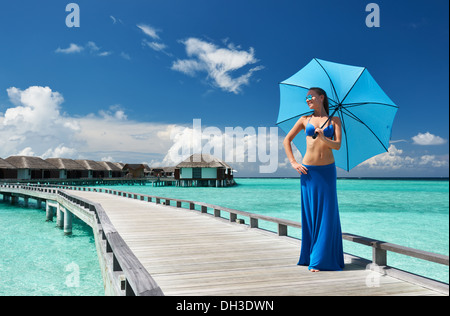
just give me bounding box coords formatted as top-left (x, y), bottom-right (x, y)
top-left (176, 154), bottom-right (231, 169)
top-left (123, 163), bottom-right (147, 171)
top-left (96, 161), bottom-right (122, 171)
top-left (113, 162), bottom-right (125, 170)
top-left (0, 158), bottom-right (17, 169)
top-left (75, 159), bottom-right (106, 171)
top-left (5, 156), bottom-right (58, 170)
top-left (151, 167), bottom-right (175, 172)
top-left (46, 158), bottom-right (86, 170)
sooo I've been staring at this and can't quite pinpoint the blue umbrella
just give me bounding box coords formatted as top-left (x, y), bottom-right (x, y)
top-left (277, 58), bottom-right (399, 171)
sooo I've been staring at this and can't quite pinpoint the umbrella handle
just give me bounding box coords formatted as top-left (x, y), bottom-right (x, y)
top-left (312, 116), bottom-right (332, 139)
top-left (311, 106), bottom-right (339, 139)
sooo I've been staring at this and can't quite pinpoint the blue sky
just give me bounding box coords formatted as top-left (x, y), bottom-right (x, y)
top-left (0, 0), bottom-right (448, 177)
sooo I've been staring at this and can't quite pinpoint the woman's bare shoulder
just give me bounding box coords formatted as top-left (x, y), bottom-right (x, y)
top-left (331, 116), bottom-right (341, 124)
top-left (300, 115), bottom-right (311, 122)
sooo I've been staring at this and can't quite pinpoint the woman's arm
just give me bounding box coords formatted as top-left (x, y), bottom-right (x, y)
top-left (315, 116), bottom-right (342, 150)
top-left (283, 117), bottom-right (308, 174)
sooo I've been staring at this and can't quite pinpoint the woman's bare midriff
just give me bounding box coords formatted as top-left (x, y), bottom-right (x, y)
top-left (302, 136), bottom-right (335, 166)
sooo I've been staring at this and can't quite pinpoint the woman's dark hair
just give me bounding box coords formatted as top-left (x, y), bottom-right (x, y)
top-left (309, 87), bottom-right (329, 115)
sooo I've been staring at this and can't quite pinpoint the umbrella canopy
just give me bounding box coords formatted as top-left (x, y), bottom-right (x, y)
top-left (277, 58), bottom-right (398, 171)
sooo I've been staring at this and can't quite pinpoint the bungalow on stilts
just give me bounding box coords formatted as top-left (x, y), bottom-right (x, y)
top-left (174, 154), bottom-right (235, 187)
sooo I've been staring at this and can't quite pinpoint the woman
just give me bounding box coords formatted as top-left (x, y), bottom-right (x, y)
top-left (283, 87), bottom-right (345, 272)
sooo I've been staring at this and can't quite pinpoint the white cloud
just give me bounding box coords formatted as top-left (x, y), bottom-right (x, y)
top-left (3, 86), bottom-right (65, 133)
top-left (17, 147), bottom-right (35, 157)
top-left (86, 41), bottom-right (100, 52)
top-left (101, 156), bottom-right (115, 162)
top-left (360, 145), bottom-right (414, 170)
top-left (161, 121), bottom-right (279, 174)
top-left (137, 24), bottom-right (160, 39)
top-left (110, 16), bottom-right (123, 25)
top-left (120, 52), bottom-right (131, 60)
top-left (171, 59), bottom-right (204, 76)
top-left (42, 145), bottom-right (78, 159)
top-left (143, 39), bottom-right (168, 52)
top-left (171, 38), bottom-right (264, 94)
top-left (0, 86), bottom-right (176, 163)
top-left (98, 105), bottom-right (128, 121)
top-left (359, 144), bottom-right (448, 170)
top-left (86, 41), bottom-right (112, 57)
top-left (72, 116), bottom-right (175, 158)
top-left (0, 86), bottom-right (82, 159)
top-left (55, 43), bottom-right (84, 54)
top-left (55, 41), bottom-right (112, 57)
top-left (412, 132), bottom-right (447, 145)
top-left (418, 155), bottom-right (449, 168)
top-left (138, 24), bottom-right (171, 56)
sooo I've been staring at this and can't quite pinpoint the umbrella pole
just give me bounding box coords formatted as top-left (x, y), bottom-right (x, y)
top-left (312, 105), bottom-right (340, 139)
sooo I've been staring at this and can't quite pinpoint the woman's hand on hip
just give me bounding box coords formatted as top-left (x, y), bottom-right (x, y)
top-left (291, 161), bottom-right (308, 175)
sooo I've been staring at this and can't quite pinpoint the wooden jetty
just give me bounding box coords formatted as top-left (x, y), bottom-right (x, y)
top-left (0, 184), bottom-right (448, 296)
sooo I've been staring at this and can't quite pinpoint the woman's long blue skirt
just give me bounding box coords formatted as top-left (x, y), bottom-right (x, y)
top-left (298, 163), bottom-right (345, 271)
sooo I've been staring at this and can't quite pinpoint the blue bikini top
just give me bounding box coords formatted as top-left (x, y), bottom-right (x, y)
top-left (305, 116), bottom-right (334, 138)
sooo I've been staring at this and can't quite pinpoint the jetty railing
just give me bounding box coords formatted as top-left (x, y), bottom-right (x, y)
top-left (0, 184), bottom-right (164, 296)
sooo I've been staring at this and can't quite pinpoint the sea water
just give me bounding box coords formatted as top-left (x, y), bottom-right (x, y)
top-left (0, 178), bottom-right (448, 295)
top-left (101, 178), bottom-right (449, 284)
top-left (0, 199), bottom-right (104, 296)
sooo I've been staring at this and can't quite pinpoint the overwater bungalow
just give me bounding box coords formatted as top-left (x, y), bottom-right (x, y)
top-left (0, 158), bottom-right (18, 180)
top-left (5, 156), bottom-right (58, 180)
top-left (122, 164), bottom-right (147, 178)
top-left (75, 159), bottom-right (107, 178)
top-left (46, 158), bottom-right (86, 179)
top-left (174, 154), bottom-right (235, 187)
top-left (96, 161), bottom-right (123, 178)
top-left (150, 167), bottom-right (175, 178)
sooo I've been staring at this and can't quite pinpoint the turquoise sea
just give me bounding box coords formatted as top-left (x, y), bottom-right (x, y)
top-left (0, 200), bottom-right (104, 296)
top-left (0, 178), bottom-right (448, 295)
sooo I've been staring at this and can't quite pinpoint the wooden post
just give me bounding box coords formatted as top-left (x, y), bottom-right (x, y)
top-left (373, 243), bottom-right (387, 266)
top-left (278, 223), bottom-right (288, 236)
top-left (250, 217), bottom-right (259, 229)
top-left (56, 205), bottom-right (64, 229)
top-left (64, 208), bottom-right (73, 235)
top-left (46, 203), bottom-right (54, 222)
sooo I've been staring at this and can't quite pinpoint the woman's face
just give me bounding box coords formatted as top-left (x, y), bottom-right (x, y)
top-left (306, 90), bottom-right (323, 110)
